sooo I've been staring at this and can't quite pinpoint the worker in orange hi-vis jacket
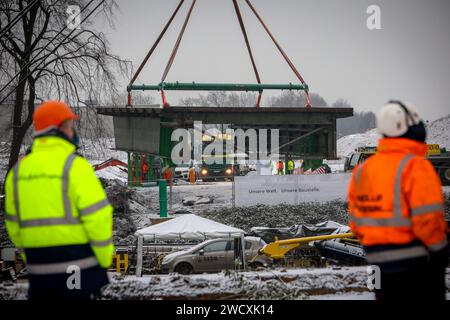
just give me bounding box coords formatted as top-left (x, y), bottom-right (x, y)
top-left (188, 165), bottom-right (196, 184)
top-left (276, 160), bottom-right (284, 175)
top-left (163, 165), bottom-right (173, 186)
top-left (348, 100), bottom-right (449, 300)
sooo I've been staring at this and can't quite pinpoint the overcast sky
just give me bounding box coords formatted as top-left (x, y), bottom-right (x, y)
top-left (96, 0), bottom-right (450, 121)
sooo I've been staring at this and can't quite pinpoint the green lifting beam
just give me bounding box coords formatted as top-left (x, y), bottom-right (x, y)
top-left (128, 82), bottom-right (309, 92)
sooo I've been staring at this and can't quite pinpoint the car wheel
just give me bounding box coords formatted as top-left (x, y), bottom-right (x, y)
top-left (439, 167), bottom-right (450, 186)
top-left (174, 262), bottom-right (193, 275)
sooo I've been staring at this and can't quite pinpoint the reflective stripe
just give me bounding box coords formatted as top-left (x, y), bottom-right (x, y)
top-left (365, 246), bottom-right (428, 263)
top-left (14, 153), bottom-right (81, 228)
top-left (80, 199), bottom-right (110, 217)
top-left (393, 154), bottom-right (415, 218)
top-left (26, 256), bottom-right (98, 275)
top-left (411, 203), bottom-right (444, 217)
top-left (62, 153), bottom-right (77, 221)
top-left (20, 217), bottom-right (80, 227)
top-left (13, 164), bottom-right (21, 222)
top-left (90, 237), bottom-right (113, 247)
top-left (5, 214), bottom-right (18, 222)
top-left (349, 216), bottom-right (412, 227)
top-left (428, 238), bottom-right (448, 252)
top-left (351, 154), bottom-right (414, 228)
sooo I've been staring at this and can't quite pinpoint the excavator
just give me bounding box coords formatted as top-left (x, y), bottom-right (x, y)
top-left (249, 232), bottom-right (366, 268)
top-left (93, 158), bottom-right (128, 173)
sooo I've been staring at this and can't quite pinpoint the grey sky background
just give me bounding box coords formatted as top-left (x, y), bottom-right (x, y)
top-left (96, 0), bottom-right (450, 121)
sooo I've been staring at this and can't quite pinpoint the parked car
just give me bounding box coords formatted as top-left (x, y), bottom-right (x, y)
top-left (158, 237), bottom-right (271, 274)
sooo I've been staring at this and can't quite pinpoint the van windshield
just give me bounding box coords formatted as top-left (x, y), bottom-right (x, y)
top-left (349, 153), bottom-right (360, 169)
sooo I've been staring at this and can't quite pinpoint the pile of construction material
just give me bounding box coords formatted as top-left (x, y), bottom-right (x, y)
top-left (100, 178), bottom-right (139, 245)
top-left (198, 200), bottom-right (350, 232)
top-left (182, 196), bottom-right (213, 206)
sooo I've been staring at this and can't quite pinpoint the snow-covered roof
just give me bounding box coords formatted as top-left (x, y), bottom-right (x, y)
top-left (135, 214), bottom-right (245, 241)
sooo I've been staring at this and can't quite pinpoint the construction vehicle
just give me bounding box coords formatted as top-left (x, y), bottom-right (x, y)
top-left (249, 232), bottom-right (366, 267)
top-left (200, 152), bottom-right (241, 182)
top-left (93, 158), bottom-right (128, 172)
top-left (200, 161), bottom-right (240, 182)
top-left (345, 144), bottom-right (450, 186)
top-left (314, 238), bottom-right (366, 265)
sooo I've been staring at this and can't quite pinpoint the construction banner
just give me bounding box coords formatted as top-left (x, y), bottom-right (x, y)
top-left (234, 173), bottom-right (351, 207)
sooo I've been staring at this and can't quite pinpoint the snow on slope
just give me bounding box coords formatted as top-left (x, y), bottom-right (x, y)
top-left (337, 129), bottom-right (380, 158)
top-left (427, 115), bottom-right (450, 149)
top-left (337, 114), bottom-right (450, 158)
top-left (78, 138), bottom-right (128, 182)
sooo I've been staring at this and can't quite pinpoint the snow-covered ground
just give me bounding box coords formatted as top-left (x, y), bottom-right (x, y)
top-left (102, 267), bottom-right (376, 300)
top-left (4, 266), bottom-right (449, 300)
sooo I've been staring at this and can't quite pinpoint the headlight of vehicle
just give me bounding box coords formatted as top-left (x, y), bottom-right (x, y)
top-left (162, 256), bottom-right (175, 265)
top-left (225, 168), bottom-right (232, 175)
top-left (201, 169), bottom-right (208, 175)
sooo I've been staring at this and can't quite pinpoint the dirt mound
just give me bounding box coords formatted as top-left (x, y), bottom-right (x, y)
top-left (101, 178), bottom-right (138, 245)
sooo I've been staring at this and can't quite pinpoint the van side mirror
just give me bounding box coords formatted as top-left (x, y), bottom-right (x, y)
top-left (198, 249), bottom-right (205, 256)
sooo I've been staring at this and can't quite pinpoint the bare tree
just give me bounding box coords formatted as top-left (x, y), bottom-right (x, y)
top-left (0, 0), bottom-right (128, 174)
top-left (126, 91), bottom-right (155, 106)
top-left (332, 98), bottom-right (351, 108)
top-left (337, 111), bottom-right (377, 138)
top-left (268, 91), bottom-right (328, 107)
top-left (180, 91), bottom-right (258, 107)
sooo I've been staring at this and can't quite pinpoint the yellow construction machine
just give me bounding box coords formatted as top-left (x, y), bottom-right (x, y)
top-left (345, 144), bottom-right (450, 186)
top-left (249, 232), bottom-right (366, 267)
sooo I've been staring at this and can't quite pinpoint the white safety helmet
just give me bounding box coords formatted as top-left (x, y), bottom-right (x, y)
top-left (376, 100), bottom-right (423, 137)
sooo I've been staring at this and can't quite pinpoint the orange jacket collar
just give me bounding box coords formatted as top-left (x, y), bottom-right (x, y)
top-left (377, 138), bottom-right (427, 157)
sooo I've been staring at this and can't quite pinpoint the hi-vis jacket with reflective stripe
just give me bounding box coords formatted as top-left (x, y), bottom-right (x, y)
top-left (287, 160), bottom-right (295, 171)
top-left (348, 138), bottom-right (448, 259)
top-left (4, 136), bottom-right (114, 268)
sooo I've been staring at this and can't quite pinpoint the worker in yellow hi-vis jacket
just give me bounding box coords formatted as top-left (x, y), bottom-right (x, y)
top-left (4, 101), bottom-right (114, 300)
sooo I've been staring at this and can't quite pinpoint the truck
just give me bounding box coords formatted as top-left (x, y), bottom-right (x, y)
top-left (199, 156), bottom-right (240, 182)
top-left (344, 144), bottom-right (450, 186)
top-left (198, 148), bottom-right (253, 181)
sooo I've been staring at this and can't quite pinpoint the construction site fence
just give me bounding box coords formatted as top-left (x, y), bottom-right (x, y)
top-left (124, 176), bottom-right (238, 210)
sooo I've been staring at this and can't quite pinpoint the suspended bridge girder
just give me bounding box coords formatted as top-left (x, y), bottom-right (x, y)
top-left (96, 106), bottom-right (353, 160)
